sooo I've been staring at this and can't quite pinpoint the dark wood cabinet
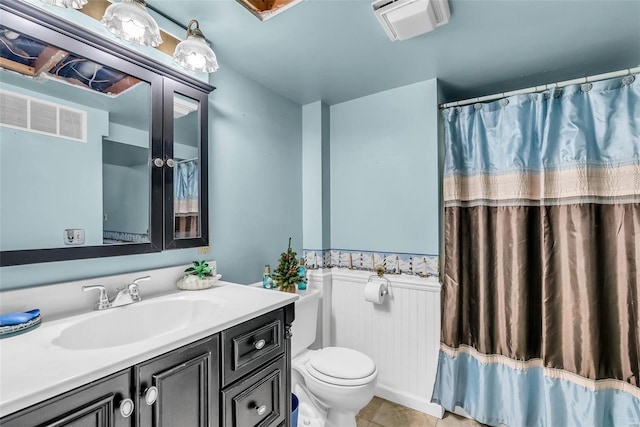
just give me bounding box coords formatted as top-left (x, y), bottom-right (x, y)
top-left (1, 305), bottom-right (294, 427)
top-left (162, 80), bottom-right (210, 250)
top-left (0, 0), bottom-right (214, 266)
top-left (220, 307), bottom-right (293, 427)
top-left (0, 370), bottom-right (132, 427)
top-left (136, 336), bottom-right (219, 427)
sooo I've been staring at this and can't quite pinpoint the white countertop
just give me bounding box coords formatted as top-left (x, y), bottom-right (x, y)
top-left (0, 282), bottom-right (297, 417)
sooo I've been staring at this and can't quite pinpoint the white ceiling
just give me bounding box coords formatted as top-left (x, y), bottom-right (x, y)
top-left (150, 0), bottom-right (640, 105)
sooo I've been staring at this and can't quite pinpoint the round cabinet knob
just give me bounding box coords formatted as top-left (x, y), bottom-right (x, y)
top-left (254, 339), bottom-right (266, 350)
top-left (256, 404), bottom-right (267, 416)
top-left (165, 158), bottom-right (175, 168)
top-left (119, 398), bottom-right (134, 418)
top-left (144, 386), bottom-right (159, 406)
top-left (153, 158), bottom-right (164, 167)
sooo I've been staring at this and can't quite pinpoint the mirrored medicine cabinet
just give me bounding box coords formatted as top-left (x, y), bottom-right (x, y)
top-left (0, 0), bottom-right (214, 266)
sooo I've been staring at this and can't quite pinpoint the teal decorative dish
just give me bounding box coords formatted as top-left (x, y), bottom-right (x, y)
top-left (0, 315), bottom-right (42, 339)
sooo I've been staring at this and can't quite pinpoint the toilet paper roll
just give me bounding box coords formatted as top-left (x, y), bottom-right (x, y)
top-left (364, 281), bottom-right (386, 304)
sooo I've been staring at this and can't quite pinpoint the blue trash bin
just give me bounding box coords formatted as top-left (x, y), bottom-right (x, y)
top-left (291, 393), bottom-right (299, 427)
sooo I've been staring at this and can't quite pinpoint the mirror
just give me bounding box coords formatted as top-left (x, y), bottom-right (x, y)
top-left (173, 92), bottom-right (200, 240)
top-left (0, 26), bottom-right (152, 251)
top-left (0, 0), bottom-right (213, 265)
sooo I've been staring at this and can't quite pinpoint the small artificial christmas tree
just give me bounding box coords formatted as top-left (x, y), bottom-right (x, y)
top-left (273, 237), bottom-right (306, 292)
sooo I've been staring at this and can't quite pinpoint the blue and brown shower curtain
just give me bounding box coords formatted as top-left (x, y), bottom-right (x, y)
top-left (174, 159), bottom-right (199, 238)
top-left (432, 74), bottom-right (640, 426)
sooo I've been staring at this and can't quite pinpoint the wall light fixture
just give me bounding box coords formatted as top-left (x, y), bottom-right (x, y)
top-left (172, 20), bottom-right (219, 73)
top-left (101, 0), bottom-right (162, 47)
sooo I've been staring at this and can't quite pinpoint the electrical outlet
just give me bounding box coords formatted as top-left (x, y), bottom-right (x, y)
top-left (64, 228), bottom-right (85, 245)
top-left (198, 246), bottom-right (211, 254)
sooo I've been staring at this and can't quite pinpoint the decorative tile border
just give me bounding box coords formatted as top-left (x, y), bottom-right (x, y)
top-left (303, 249), bottom-right (439, 278)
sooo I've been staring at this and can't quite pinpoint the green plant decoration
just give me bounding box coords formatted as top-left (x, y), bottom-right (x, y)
top-left (272, 238), bottom-right (305, 292)
top-left (184, 260), bottom-right (214, 279)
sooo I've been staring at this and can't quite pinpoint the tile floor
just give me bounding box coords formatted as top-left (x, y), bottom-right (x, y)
top-left (356, 396), bottom-right (487, 427)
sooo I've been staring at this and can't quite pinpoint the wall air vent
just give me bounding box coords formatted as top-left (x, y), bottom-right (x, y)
top-left (372, 0), bottom-right (450, 41)
top-left (0, 89), bottom-right (87, 142)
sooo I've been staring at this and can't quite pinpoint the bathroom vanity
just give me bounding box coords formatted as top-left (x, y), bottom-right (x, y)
top-left (0, 280), bottom-right (296, 427)
top-left (0, 1), bottom-right (295, 424)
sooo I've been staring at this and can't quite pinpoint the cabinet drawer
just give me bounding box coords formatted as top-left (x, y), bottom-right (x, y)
top-left (222, 309), bottom-right (284, 386)
top-left (222, 355), bottom-right (285, 427)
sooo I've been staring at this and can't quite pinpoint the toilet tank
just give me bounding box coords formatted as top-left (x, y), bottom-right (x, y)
top-left (291, 288), bottom-right (320, 358)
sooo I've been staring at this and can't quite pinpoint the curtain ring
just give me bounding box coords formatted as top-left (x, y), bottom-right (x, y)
top-left (473, 103), bottom-right (483, 111)
top-left (499, 98), bottom-right (509, 107)
top-left (553, 89), bottom-right (563, 98)
top-left (528, 93), bottom-right (538, 101)
top-left (455, 106), bottom-right (462, 114)
top-left (622, 75), bottom-right (635, 85)
top-left (580, 83), bottom-right (593, 92)
top-left (542, 90), bottom-right (551, 99)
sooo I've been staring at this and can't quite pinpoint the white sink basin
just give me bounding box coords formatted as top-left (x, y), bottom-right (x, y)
top-left (53, 298), bottom-right (219, 350)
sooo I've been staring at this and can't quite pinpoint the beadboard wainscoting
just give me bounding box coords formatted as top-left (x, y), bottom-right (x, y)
top-left (307, 268), bottom-right (444, 418)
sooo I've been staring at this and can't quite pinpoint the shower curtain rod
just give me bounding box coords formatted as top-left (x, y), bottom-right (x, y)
top-left (177, 157), bottom-right (198, 163)
top-left (440, 66), bottom-right (640, 109)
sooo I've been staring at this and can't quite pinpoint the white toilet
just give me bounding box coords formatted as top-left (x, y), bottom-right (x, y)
top-left (291, 288), bottom-right (378, 427)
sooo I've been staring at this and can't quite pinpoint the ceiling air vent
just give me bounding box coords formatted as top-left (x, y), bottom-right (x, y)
top-left (0, 89), bottom-right (87, 142)
top-left (372, 0), bottom-right (450, 41)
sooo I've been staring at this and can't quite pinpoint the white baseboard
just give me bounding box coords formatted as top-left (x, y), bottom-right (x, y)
top-left (375, 384), bottom-right (444, 419)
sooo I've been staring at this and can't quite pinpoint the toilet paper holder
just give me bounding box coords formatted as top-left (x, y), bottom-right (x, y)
top-left (367, 265), bottom-right (391, 297)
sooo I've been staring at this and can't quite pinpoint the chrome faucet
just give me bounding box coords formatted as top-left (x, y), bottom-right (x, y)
top-left (83, 276), bottom-right (151, 310)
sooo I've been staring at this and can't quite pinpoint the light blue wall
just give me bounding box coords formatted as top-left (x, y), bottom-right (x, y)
top-left (0, 65), bottom-right (302, 290)
top-left (107, 124), bottom-right (149, 149)
top-left (102, 124), bottom-right (150, 235)
top-left (0, 83), bottom-right (107, 251)
top-left (208, 66), bottom-right (303, 284)
top-left (302, 101), bottom-right (330, 251)
top-left (174, 112), bottom-right (199, 154)
top-left (103, 164), bottom-right (149, 234)
top-left (329, 79), bottom-right (440, 255)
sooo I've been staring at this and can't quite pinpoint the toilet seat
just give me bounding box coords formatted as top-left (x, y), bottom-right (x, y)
top-left (306, 347), bottom-right (377, 386)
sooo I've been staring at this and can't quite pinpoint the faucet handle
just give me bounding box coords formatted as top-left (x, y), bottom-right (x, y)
top-left (131, 276), bottom-right (151, 285)
top-left (83, 285), bottom-right (111, 310)
top-left (128, 276), bottom-right (150, 301)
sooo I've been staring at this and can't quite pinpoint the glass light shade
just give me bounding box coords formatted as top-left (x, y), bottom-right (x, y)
top-left (173, 20), bottom-right (219, 73)
top-left (101, 0), bottom-right (162, 47)
top-left (40, 0), bottom-right (87, 8)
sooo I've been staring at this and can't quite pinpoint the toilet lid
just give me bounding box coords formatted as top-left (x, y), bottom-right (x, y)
top-left (308, 347), bottom-right (376, 381)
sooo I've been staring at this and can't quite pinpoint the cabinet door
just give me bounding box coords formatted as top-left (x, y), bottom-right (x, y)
top-left (0, 370), bottom-right (132, 427)
top-left (162, 78), bottom-right (210, 250)
top-left (135, 335), bottom-right (219, 427)
top-left (221, 355), bottom-right (286, 427)
top-left (0, 2), bottom-right (165, 267)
